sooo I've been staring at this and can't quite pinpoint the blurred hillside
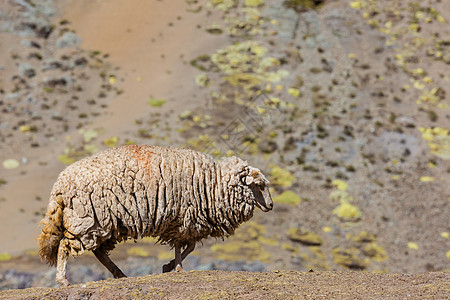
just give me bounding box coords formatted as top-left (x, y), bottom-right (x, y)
top-left (0, 0), bottom-right (449, 289)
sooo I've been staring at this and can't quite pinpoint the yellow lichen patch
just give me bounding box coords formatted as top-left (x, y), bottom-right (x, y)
top-left (238, 222), bottom-right (266, 240)
top-left (223, 73), bottom-right (261, 87)
top-left (323, 226), bottom-right (332, 233)
top-left (211, 240), bottom-right (271, 262)
top-left (269, 164), bottom-right (295, 187)
top-left (205, 24), bottom-right (223, 35)
top-left (347, 231), bottom-right (376, 243)
top-left (211, 40), bottom-right (287, 92)
top-left (108, 75), bottom-right (116, 85)
top-left (2, 159), bottom-right (19, 169)
top-left (361, 242), bottom-right (388, 262)
top-left (350, 1), bottom-right (365, 9)
top-left (281, 243), bottom-right (298, 253)
top-left (81, 128), bottom-right (99, 143)
top-left (441, 232), bottom-right (449, 239)
top-left (273, 190), bottom-right (301, 205)
top-left (423, 76), bottom-right (433, 84)
top-left (332, 179), bottom-right (348, 191)
top-left (307, 246), bottom-right (330, 270)
top-left (407, 242), bottom-right (419, 250)
top-left (446, 250), bottom-right (450, 260)
top-left (127, 246), bottom-right (150, 257)
top-left (244, 7), bottom-right (262, 23)
top-left (58, 154), bottom-right (76, 165)
top-left (257, 236), bottom-right (279, 246)
top-left (0, 253), bottom-right (12, 261)
top-left (195, 74), bottom-right (211, 87)
top-left (212, 41), bottom-right (266, 74)
top-left (244, 0), bottom-right (264, 7)
top-left (329, 190), bottom-right (353, 202)
top-left (287, 88), bottom-right (300, 97)
top-left (420, 87), bottom-right (445, 104)
top-left (83, 144), bottom-right (98, 154)
top-left (104, 136), bottom-right (119, 148)
top-left (147, 97), bottom-right (166, 107)
top-left (418, 127), bottom-right (450, 160)
top-left (287, 228), bottom-right (323, 246)
top-left (19, 125), bottom-right (31, 132)
top-left (331, 247), bottom-right (368, 270)
top-left (187, 134), bottom-right (217, 154)
top-left (211, 222), bottom-right (271, 262)
top-left (420, 176), bottom-right (435, 182)
top-left (208, 0), bottom-right (236, 11)
top-left (333, 201), bottom-right (361, 222)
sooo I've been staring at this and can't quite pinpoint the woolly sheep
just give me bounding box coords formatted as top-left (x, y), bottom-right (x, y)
top-left (38, 145), bottom-right (273, 286)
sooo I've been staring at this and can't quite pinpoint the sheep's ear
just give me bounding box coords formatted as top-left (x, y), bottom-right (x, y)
top-left (245, 176), bottom-right (254, 185)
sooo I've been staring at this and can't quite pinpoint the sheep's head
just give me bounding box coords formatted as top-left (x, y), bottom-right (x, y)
top-left (220, 156), bottom-right (273, 212)
top-left (243, 166), bottom-right (273, 212)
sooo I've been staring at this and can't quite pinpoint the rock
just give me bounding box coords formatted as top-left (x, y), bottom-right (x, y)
top-left (372, 132), bottom-right (421, 159)
top-left (259, 139), bottom-right (278, 153)
top-left (43, 59), bottom-right (63, 70)
top-left (265, 2), bottom-right (299, 42)
top-left (19, 63), bottom-right (36, 78)
top-left (17, 19), bottom-right (53, 39)
top-left (56, 32), bottom-right (82, 48)
top-left (13, 0), bottom-right (36, 12)
top-left (32, 269), bottom-right (57, 288)
top-left (196, 263), bottom-right (216, 271)
top-left (0, 269), bottom-right (34, 290)
top-left (20, 40), bottom-right (41, 49)
top-left (67, 266), bottom-right (106, 284)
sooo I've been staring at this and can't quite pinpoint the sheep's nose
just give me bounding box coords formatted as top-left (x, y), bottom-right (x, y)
top-left (268, 202), bottom-right (273, 210)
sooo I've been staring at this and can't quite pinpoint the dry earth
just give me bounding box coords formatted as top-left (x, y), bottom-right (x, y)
top-left (1, 270), bottom-right (449, 299)
top-left (0, 0), bottom-right (450, 294)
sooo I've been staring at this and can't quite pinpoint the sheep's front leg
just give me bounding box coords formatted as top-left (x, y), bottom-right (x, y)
top-left (174, 245), bottom-right (183, 272)
top-left (93, 248), bottom-right (127, 278)
top-left (162, 242), bottom-right (196, 273)
top-left (56, 239), bottom-right (70, 287)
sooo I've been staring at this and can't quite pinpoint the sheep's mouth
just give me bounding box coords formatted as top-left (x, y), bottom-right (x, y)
top-left (256, 203), bottom-right (272, 212)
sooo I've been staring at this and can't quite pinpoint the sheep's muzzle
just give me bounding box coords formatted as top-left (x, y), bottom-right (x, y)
top-left (254, 187), bottom-right (273, 212)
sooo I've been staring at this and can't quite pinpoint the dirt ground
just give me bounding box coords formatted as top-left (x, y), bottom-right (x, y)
top-left (1, 270), bottom-right (449, 299)
top-left (0, 0), bottom-right (449, 293)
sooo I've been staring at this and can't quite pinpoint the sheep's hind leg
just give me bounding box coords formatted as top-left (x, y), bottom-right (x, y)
top-left (162, 242), bottom-right (196, 273)
top-left (56, 238), bottom-right (70, 287)
top-left (93, 248), bottom-right (127, 278)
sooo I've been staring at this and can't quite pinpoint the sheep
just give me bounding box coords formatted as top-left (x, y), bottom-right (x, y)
top-left (38, 144), bottom-right (273, 286)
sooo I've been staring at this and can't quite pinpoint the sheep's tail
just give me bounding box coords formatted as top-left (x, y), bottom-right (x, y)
top-left (38, 195), bottom-right (65, 266)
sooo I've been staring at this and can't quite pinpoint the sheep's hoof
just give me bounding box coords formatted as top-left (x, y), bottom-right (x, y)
top-left (56, 278), bottom-right (70, 287)
top-left (162, 263), bottom-right (173, 273)
top-left (175, 264), bottom-right (184, 272)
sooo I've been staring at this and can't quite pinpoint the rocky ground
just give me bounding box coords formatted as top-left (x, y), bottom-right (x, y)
top-left (0, 0), bottom-right (449, 293)
top-left (1, 270), bottom-right (449, 299)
